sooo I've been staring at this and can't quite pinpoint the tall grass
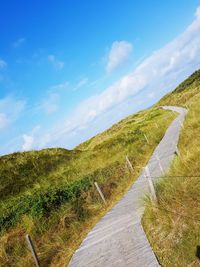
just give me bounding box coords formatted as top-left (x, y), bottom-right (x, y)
top-left (143, 70), bottom-right (200, 267)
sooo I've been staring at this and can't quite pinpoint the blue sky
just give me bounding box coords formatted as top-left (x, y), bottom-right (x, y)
top-left (1, 0), bottom-right (200, 155)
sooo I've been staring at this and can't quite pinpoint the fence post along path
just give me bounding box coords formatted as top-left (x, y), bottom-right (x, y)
top-left (94, 182), bottom-right (106, 205)
top-left (126, 155), bottom-right (134, 172)
top-left (26, 234), bottom-right (40, 267)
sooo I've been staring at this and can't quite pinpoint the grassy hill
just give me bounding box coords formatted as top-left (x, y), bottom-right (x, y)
top-left (0, 106), bottom-right (175, 266)
top-left (0, 70), bottom-right (199, 266)
top-left (142, 69), bottom-right (200, 267)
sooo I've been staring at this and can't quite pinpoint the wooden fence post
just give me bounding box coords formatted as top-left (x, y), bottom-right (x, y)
top-left (144, 134), bottom-right (149, 144)
top-left (144, 166), bottom-right (157, 203)
top-left (175, 144), bottom-right (180, 157)
top-left (94, 182), bottom-right (106, 204)
top-left (125, 155), bottom-right (134, 172)
top-left (25, 234), bottom-right (40, 267)
top-left (179, 120), bottom-right (184, 128)
top-left (172, 140), bottom-right (181, 157)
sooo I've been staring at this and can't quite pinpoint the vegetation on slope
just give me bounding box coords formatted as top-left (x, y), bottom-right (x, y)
top-left (158, 69), bottom-right (200, 106)
top-left (143, 69), bottom-right (200, 267)
top-left (0, 107), bottom-right (175, 266)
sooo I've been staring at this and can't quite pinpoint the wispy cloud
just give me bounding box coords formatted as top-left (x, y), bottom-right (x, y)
top-left (22, 134), bottom-right (34, 151)
top-left (73, 77), bottom-right (88, 91)
top-left (51, 81), bottom-right (69, 92)
top-left (196, 6), bottom-right (200, 17)
top-left (0, 113), bottom-right (9, 130)
top-left (0, 59), bottom-right (7, 69)
top-left (106, 41), bottom-right (133, 74)
top-left (12, 37), bottom-right (26, 48)
top-left (42, 92), bottom-right (60, 114)
top-left (48, 55), bottom-right (64, 70)
top-left (35, 81), bottom-right (69, 114)
top-left (22, 125), bottom-right (41, 151)
top-left (0, 96), bottom-right (26, 131)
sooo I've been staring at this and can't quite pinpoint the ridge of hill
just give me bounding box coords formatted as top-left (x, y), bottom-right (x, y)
top-left (157, 69), bottom-right (200, 106)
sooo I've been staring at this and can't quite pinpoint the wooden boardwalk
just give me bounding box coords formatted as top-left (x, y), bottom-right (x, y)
top-left (69, 106), bottom-right (187, 267)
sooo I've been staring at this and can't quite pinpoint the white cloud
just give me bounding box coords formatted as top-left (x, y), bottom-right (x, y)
top-left (0, 59), bottom-right (7, 69)
top-left (51, 81), bottom-right (69, 91)
top-left (22, 134), bottom-right (34, 151)
top-left (147, 92), bottom-right (155, 99)
top-left (48, 55), bottom-right (64, 70)
top-left (195, 6), bottom-right (200, 17)
top-left (0, 96), bottom-right (26, 131)
top-left (0, 113), bottom-right (9, 130)
top-left (43, 93), bottom-right (60, 114)
top-left (106, 41), bottom-right (133, 73)
top-left (73, 77), bottom-right (88, 91)
top-left (36, 81), bottom-right (69, 114)
top-left (13, 38), bottom-right (26, 48)
top-left (21, 125), bottom-right (41, 151)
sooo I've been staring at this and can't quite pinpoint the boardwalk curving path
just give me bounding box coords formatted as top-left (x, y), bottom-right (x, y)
top-left (69, 106), bottom-right (187, 267)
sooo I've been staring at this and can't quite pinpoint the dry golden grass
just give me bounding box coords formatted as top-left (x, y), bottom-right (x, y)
top-left (143, 74), bottom-right (200, 267)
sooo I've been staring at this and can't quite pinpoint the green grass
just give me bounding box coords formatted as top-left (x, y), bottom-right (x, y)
top-left (0, 106), bottom-right (175, 266)
top-left (142, 70), bottom-right (200, 267)
top-left (157, 69), bottom-right (200, 107)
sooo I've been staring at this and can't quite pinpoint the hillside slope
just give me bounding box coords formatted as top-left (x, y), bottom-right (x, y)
top-left (1, 70), bottom-right (199, 266)
top-left (0, 106), bottom-right (175, 266)
top-left (143, 69), bottom-right (200, 267)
